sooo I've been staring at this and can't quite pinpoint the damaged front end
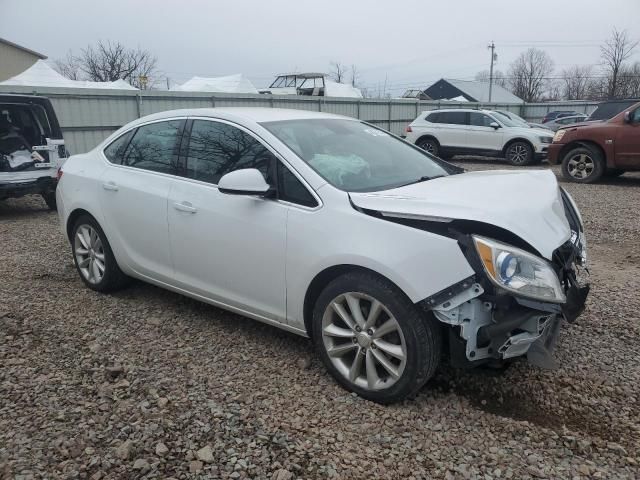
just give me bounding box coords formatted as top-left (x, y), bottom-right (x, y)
top-left (421, 188), bottom-right (589, 370)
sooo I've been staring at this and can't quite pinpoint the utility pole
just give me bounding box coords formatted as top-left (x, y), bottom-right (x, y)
top-left (488, 41), bottom-right (496, 102)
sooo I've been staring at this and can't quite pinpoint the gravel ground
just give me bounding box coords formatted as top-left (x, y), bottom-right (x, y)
top-left (1, 159), bottom-right (639, 479)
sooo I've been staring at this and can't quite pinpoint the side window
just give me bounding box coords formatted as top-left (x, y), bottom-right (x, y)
top-left (439, 111), bottom-right (467, 125)
top-left (103, 130), bottom-right (134, 164)
top-left (426, 112), bottom-right (440, 123)
top-left (631, 109), bottom-right (640, 122)
top-left (186, 120), bottom-right (275, 185)
top-left (469, 112), bottom-right (493, 127)
top-left (277, 163), bottom-right (318, 207)
top-left (122, 120), bottom-right (182, 174)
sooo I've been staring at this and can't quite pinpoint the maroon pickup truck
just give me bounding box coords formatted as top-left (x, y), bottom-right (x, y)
top-left (548, 101), bottom-right (640, 183)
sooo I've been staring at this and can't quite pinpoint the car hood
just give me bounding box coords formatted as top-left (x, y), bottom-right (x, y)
top-left (349, 169), bottom-right (571, 260)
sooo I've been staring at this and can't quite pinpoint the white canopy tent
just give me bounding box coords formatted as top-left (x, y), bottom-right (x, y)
top-left (172, 74), bottom-right (259, 94)
top-left (0, 60), bottom-right (138, 90)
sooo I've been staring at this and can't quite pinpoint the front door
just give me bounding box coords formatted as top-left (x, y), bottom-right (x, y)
top-left (99, 119), bottom-right (184, 282)
top-left (614, 108), bottom-right (640, 169)
top-left (167, 118), bottom-right (287, 322)
top-left (467, 112), bottom-right (504, 152)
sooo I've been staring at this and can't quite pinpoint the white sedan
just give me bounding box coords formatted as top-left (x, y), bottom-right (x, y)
top-left (57, 108), bottom-right (589, 404)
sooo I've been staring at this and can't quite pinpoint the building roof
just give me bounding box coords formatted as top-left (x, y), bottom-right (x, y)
top-left (0, 37), bottom-right (47, 59)
top-left (427, 78), bottom-right (523, 103)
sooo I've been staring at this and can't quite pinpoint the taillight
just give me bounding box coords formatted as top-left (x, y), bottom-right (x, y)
top-left (57, 168), bottom-right (63, 180)
top-left (405, 125), bottom-right (412, 133)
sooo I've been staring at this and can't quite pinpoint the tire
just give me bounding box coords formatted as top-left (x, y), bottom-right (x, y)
top-left (71, 215), bottom-right (130, 292)
top-left (605, 168), bottom-right (625, 178)
top-left (42, 191), bottom-right (57, 210)
top-left (505, 141), bottom-right (534, 166)
top-left (561, 146), bottom-right (605, 183)
top-left (312, 271), bottom-right (442, 404)
top-left (417, 137), bottom-right (439, 157)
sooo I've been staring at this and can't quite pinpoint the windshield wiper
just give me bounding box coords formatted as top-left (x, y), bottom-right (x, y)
top-left (399, 174), bottom-right (445, 187)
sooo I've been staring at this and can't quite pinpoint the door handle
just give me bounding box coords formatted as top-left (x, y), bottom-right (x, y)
top-left (102, 181), bottom-right (119, 191)
top-left (173, 201), bottom-right (197, 213)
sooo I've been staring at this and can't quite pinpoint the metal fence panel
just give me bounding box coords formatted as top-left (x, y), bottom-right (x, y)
top-left (0, 84), bottom-right (604, 154)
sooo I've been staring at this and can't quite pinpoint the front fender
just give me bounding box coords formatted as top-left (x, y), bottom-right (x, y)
top-left (285, 202), bottom-right (475, 330)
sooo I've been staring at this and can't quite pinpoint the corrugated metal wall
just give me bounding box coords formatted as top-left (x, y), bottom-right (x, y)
top-left (0, 85), bottom-right (599, 154)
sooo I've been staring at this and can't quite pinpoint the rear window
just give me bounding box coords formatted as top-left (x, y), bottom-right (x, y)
top-left (438, 111), bottom-right (467, 125)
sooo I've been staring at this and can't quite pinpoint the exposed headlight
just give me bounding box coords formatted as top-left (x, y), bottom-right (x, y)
top-left (473, 236), bottom-right (566, 303)
top-left (553, 130), bottom-right (566, 143)
top-left (539, 136), bottom-right (553, 144)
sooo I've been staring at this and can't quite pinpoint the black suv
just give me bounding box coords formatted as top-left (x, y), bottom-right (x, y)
top-left (0, 94), bottom-right (67, 209)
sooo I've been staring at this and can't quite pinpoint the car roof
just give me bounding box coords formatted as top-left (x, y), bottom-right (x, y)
top-left (420, 108), bottom-right (495, 114)
top-left (128, 107), bottom-right (349, 126)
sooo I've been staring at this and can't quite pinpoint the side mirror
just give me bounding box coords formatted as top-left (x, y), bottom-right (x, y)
top-left (624, 111), bottom-right (631, 123)
top-left (489, 122), bottom-right (500, 129)
top-left (218, 168), bottom-right (271, 196)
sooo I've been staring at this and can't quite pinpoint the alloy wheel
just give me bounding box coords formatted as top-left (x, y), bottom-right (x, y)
top-left (508, 144), bottom-right (529, 164)
top-left (567, 153), bottom-right (595, 179)
top-left (321, 292), bottom-right (407, 391)
top-left (74, 225), bottom-right (106, 284)
top-left (421, 141), bottom-right (437, 155)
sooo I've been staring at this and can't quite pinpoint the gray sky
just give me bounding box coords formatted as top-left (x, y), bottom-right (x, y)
top-left (2, 0), bottom-right (639, 92)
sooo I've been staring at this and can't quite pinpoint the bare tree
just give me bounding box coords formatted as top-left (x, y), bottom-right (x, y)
top-left (79, 41), bottom-right (157, 88)
top-left (600, 29), bottom-right (639, 98)
top-left (330, 61), bottom-right (346, 83)
top-left (349, 64), bottom-right (360, 87)
top-left (53, 50), bottom-right (81, 80)
top-left (507, 48), bottom-right (554, 102)
top-left (474, 69), bottom-right (507, 88)
top-left (560, 65), bottom-right (594, 100)
top-left (618, 61), bottom-right (640, 98)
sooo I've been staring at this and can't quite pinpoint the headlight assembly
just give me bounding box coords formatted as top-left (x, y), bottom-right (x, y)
top-left (473, 236), bottom-right (566, 303)
top-left (553, 130), bottom-right (566, 143)
top-left (539, 136), bottom-right (553, 144)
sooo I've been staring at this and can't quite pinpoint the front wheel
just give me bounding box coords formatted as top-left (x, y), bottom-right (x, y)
top-left (312, 272), bottom-right (441, 404)
top-left (561, 147), bottom-right (604, 183)
top-left (505, 141), bottom-right (534, 166)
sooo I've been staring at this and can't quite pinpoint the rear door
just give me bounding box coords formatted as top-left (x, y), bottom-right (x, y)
top-left (99, 118), bottom-right (184, 282)
top-left (434, 111), bottom-right (468, 148)
top-left (615, 107), bottom-right (640, 168)
top-left (467, 112), bottom-right (504, 152)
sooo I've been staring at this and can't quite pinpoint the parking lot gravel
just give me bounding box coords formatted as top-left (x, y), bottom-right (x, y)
top-left (1, 159), bottom-right (639, 479)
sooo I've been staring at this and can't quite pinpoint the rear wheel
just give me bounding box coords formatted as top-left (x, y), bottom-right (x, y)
top-left (561, 146), bottom-right (605, 183)
top-left (312, 272), bottom-right (441, 404)
top-left (505, 141), bottom-right (534, 166)
top-left (42, 191), bottom-right (56, 210)
top-left (417, 137), bottom-right (439, 157)
top-left (71, 215), bottom-right (130, 292)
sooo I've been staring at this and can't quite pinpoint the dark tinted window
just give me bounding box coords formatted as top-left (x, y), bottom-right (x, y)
top-left (438, 111), bottom-right (467, 125)
top-left (469, 112), bottom-right (493, 127)
top-left (122, 120), bottom-right (182, 174)
top-left (186, 120), bottom-right (275, 185)
top-left (632, 108), bottom-right (640, 122)
top-left (104, 130), bottom-right (134, 164)
top-left (277, 163), bottom-right (317, 207)
top-left (426, 112), bottom-right (440, 123)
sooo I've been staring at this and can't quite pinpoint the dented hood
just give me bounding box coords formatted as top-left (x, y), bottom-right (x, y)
top-left (349, 169), bottom-right (571, 260)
